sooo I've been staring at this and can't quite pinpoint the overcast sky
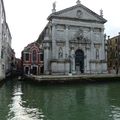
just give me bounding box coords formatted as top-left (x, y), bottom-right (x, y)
top-left (3, 0), bottom-right (120, 58)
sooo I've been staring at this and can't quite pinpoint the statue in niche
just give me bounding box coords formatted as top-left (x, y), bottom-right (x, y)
top-left (58, 47), bottom-right (63, 59)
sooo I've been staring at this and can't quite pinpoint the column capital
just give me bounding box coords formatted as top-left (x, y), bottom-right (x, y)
top-left (52, 23), bottom-right (57, 27)
top-left (70, 44), bottom-right (74, 50)
top-left (43, 43), bottom-right (50, 49)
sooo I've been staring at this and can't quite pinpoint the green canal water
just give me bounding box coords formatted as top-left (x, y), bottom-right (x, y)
top-left (0, 79), bottom-right (120, 120)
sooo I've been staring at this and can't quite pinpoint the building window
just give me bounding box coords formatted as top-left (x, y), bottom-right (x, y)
top-left (32, 50), bottom-right (37, 62)
top-left (40, 53), bottom-right (43, 61)
top-left (58, 47), bottom-right (63, 59)
top-left (25, 66), bottom-right (29, 74)
top-left (25, 53), bottom-right (29, 61)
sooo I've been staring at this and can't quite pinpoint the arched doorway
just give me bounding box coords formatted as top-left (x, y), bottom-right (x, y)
top-left (25, 66), bottom-right (29, 74)
top-left (32, 66), bottom-right (37, 75)
top-left (75, 49), bottom-right (84, 73)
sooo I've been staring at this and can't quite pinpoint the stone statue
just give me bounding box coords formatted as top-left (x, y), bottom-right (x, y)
top-left (76, 0), bottom-right (81, 5)
top-left (58, 47), bottom-right (63, 58)
top-left (100, 9), bottom-right (103, 17)
top-left (53, 2), bottom-right (56, 10)
top-left (52, 1), bottom-right (56, 13)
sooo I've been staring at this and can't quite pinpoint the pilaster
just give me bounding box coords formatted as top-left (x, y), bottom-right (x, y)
top-left (70, 45), bottom-right (76, 74)
top-left (52, 23), bottom-right (56, 59)
top-left (90, 27), bottom-right (94, 59)
top-left (65, 25), bottom-right (69, 57)
top-left (71, 50), bottom-right (76, 74)
top-left (43, 42), bottom-right (50, 74)
top-left (86, 47), bottom-right (90, 73)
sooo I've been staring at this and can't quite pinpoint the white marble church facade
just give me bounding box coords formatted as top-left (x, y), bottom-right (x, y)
top-left (37, 1), bottom-right (107, 75)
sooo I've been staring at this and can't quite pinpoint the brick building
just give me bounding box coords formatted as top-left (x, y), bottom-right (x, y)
top-left (21, 42), bottom-right (43, 75)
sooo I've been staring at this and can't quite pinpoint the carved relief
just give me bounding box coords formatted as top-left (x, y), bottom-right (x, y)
top-left (76, 10), bottom-right (83, 18)
top-left (70, 29), bottom-right (91, 44)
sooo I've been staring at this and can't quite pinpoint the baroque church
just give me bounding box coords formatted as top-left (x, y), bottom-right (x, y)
top-left (37, 0), bottom-right (107, 75)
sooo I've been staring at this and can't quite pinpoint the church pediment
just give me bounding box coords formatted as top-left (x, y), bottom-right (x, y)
top-left (48, 4), bottom-right (107, 23)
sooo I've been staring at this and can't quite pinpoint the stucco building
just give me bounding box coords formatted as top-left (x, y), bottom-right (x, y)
top-left (21, 42), bottom-right (43, 75)
top-left (0, 0), bottom-right (13, 80)
top-left (37, 0), bottom-right (107, 75)
top-left (107, 33), bottom-right (120, 74)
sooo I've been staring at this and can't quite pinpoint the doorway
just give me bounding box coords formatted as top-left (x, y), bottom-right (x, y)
top-left (32, 66), bottom-right (37, 75)
top-left (25, 67), bottom-right (29, 74)
top-left (75, 49), bottom-right (84, 73)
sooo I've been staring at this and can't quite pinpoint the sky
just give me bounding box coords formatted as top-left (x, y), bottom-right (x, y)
top-left (3, 0), bottom-right (120, 58)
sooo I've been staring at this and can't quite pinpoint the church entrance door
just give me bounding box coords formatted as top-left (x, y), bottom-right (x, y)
top-left (75, 49), bottom-right (84, 74)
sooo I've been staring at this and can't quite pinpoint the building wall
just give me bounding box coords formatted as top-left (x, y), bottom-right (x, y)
top-left (22, 42), bottom-right (44, 75)
top-left (107, 34), bottom-right (120, 74)
top-left (43, 18), bottom-right (106, 74)
top-left (37, 3), bottom-right (107, 75)
top-left (0, 0), bottom-right (12, 80)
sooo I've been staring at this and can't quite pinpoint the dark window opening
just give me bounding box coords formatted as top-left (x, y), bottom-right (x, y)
top-left (25, 53), bottom-right (29, 61)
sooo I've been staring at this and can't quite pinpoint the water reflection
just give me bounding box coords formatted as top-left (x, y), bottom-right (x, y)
top-left (1, 80), bottom-right (120, 120)
top-left (7, 81), bottom-right (45, 120)
top-left (110, 105), bottom-right (120, 120)
top-left (21, 83), bottom-right (111, 120)
top-left (84, 85), bottom-right (110, 120)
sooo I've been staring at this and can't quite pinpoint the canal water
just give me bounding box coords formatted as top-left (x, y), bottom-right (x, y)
top-left (0, 79), bottom-right (120, 120)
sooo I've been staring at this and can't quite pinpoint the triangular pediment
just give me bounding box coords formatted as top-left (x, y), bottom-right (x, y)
top-left (48, 4), bottom-right (107, 23)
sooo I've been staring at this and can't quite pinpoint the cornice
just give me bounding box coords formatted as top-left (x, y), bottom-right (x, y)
top-left (48, 4), bottom-right (107, 23)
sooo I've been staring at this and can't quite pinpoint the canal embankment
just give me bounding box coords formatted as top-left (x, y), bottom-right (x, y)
top-left (23, 74), bottom-right (120, 84)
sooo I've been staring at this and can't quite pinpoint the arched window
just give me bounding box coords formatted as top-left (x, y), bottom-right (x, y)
top-left (25, 53), bottom-right (29, 61)
top-left (32, 50), bottom-right (37, 62)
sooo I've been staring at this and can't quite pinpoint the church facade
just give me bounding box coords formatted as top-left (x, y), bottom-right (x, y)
top-left (37, 1), bottom-right (107, 75)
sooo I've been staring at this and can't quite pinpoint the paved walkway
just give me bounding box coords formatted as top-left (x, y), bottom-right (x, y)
top-left (24, 74), bottom-right (120, 83)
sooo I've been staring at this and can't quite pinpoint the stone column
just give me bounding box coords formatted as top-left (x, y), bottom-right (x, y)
top-left (43, 42), bottom-right (50, 75)
top-left (65, 25), bottom-right (69, 57)
top-left (71, 45), bottom-right (76, 74)
top-left (90, 27), bottom-right (94, 59)
top-left (52, 23), bottom-right (56, 59)
top-left (86, 46), bottom-right (90, 73)
top-left (90, 27), bottom-right (94, 73)
top-left (84, 48), bottom-right (87, 73)
top-left (101, 28), bottom-right (105, 60)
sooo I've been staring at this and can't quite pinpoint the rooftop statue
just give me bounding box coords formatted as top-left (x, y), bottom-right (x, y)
top-left (53, 2), bottom-right (56, 10)
top-left (76, 0), bottom-right (81, 5)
